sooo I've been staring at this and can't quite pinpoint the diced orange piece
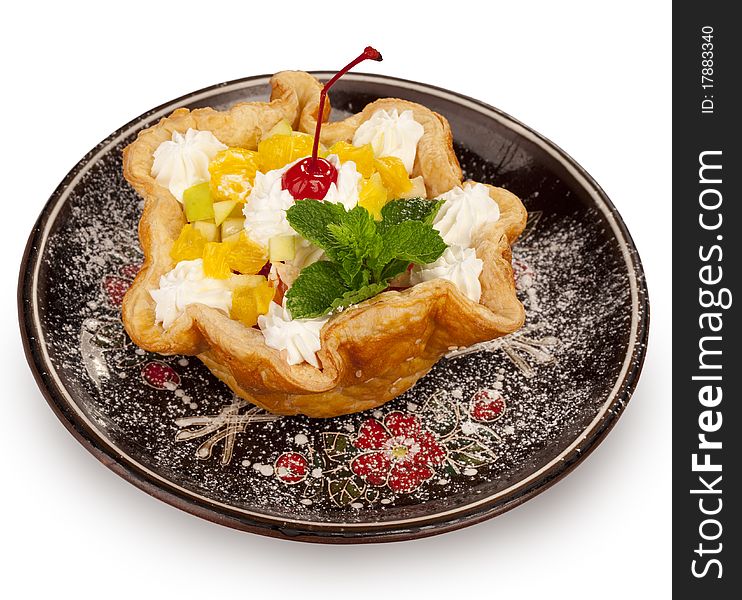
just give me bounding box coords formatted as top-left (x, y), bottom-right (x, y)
top-left (227, 232), bottom-right (268, 275)
top-left (328, 141), bottom-right (376, 178)
top-left (374, 156), bottom-right (413, 198)
top-left (257, 134), bottom-right (315, 172)
top-left (231, 278), bottom-right (275, 327)
top-left (202, 242), bottom-right (233, 279)
top-left (170, 224), bottom-right (207, 262)
top-left (209, 147), bottom-right (259, 203)
top-left (358, 173), bottom-right (389, 220)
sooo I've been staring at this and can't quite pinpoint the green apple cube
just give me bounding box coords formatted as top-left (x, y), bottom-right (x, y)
top-left (192, 220), bottom-right (219, 242)
top-left (183, 182), bottom-right (214, 222)
top-left (213, 200), bottom-right (238, 226)
top-left (265, 119), bottom-right (292, 139)
top-left (269, 235), bottom-right (296, 262)
top-left (221, 217), bottom-right (245, 242)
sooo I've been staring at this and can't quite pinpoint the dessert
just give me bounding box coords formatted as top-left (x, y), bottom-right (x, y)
top-left (122, 48), bottom-right (527, 417)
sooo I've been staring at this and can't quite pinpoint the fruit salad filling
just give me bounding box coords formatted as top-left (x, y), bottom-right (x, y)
top-left (148, 46), bottom-right (501, 369)
top-left (242, 152), bottom-right (363, 248)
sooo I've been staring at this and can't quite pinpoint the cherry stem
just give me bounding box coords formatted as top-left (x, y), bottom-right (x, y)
top-left (310, 46), bottom-right (383, 169)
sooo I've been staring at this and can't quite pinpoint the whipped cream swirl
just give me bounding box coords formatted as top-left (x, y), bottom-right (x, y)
top-left (151, 128), bottom-right (227, 202)
top-left (352, 109), bottom-right (424, 174)
top-left (323, 154), bottom-right (363, 209)
top-left (242, 163), bottom-right (297, 247)
top-left (432, 182), bottom-right (500, 248)
top-left (150, 259), bottom-right (232, 329)
top-left (410, 246), bottom-right (484, 302)
top-left (258, 301), bottom-right (329, 368)
top-left (243, 155), bottom-right (361, 247)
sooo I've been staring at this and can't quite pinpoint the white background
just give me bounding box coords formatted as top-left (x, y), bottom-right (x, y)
top-left (1, 1), bottom-right (671, 597)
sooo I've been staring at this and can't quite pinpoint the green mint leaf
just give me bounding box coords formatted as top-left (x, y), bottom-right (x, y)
top-left (286, 200), bottom-right (447, 317)
top-left (326, 205), bottom-right (381, 285)
top-left (285, 261), bottom-right (350, 319)
top-left (329, 205), bottom-right (378, 248)
top-left (378, 198), bottom-right (443, 233)
top-left (328, 282), bottom-right (389, 313)
top-left (286, 200), bottom-right (346, 254)
top-left (380, 258), bottom-right (411, 282)
top-left (373, 221), bottom-right (447, 280)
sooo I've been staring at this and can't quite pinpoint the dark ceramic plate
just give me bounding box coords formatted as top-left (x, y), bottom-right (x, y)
top-left (19, 73), bottom-right (648, 543)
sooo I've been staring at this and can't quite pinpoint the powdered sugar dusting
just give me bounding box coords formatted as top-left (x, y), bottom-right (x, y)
top-left (30, 95), bottom-right (645, 527)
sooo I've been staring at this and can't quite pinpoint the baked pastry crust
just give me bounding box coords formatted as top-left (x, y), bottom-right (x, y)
top-left (122, 71), bottom-right (527, 417)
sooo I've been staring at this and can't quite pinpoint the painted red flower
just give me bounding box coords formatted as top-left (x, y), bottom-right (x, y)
top-left (470, 389), bottom-right (506, 422)
top-left (275, 452), bottom-right (308, 484)
top-left (119, 263), bottom-right (142, 280)
top-left (350, 412), bottom-right (446, 493)
top-left (102, 275), bottom-right (132, 307)
top-left (102, 263), bottom-right (141, 306)
top-left (141, 360), bottom-right (180, 390)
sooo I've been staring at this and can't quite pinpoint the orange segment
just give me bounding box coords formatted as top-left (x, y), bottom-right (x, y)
top-left (208, 147), bottom-right (259, 203)
top-left (202, 242), bottom-right (233, 279)
top-left (227, 232), bottom-right (268, 275)
top-left (328, 141), bottom-right (376, 178)
top-left (257, 133), bottom-right (315, 171)
top-left (170, 224), bottom-right (207, 262)
top-left (231, 279), bottom-right (275, 327)
top-left (358, 173), bottom-right (389, 220)
top-left (373, 156), bottom-right (413, 198)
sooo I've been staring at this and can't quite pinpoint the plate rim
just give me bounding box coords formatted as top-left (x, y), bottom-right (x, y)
top-left (17, 71), bottom-right (650, 543)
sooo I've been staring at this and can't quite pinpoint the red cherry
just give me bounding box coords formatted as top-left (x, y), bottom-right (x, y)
top-left (471, 389), bottom-right (506, 422)
top-left (141, 361), bottom-right (180, 390)
top-left (275, 452), bottom-right (308, 484)
top-left (282, 156), bottom-right (338, 200)
top-left (281, 46), bottom-right (382, 201)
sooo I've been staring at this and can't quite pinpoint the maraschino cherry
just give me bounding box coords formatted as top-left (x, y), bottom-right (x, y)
top-left (282, 46), bottom-right (383, 200)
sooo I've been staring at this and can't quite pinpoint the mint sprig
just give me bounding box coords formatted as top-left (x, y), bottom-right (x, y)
top-left (378, 197), bottom-right (443, 231)
top-left (285, 198), bottom-right (446, 319)
top-left (286, 200), bottom-right (346, 252)
top-left (285, 261), bottom-right (350, 318)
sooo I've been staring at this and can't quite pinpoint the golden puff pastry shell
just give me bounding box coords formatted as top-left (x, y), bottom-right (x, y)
top-left (121, 71), bottom-right (527, 417)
